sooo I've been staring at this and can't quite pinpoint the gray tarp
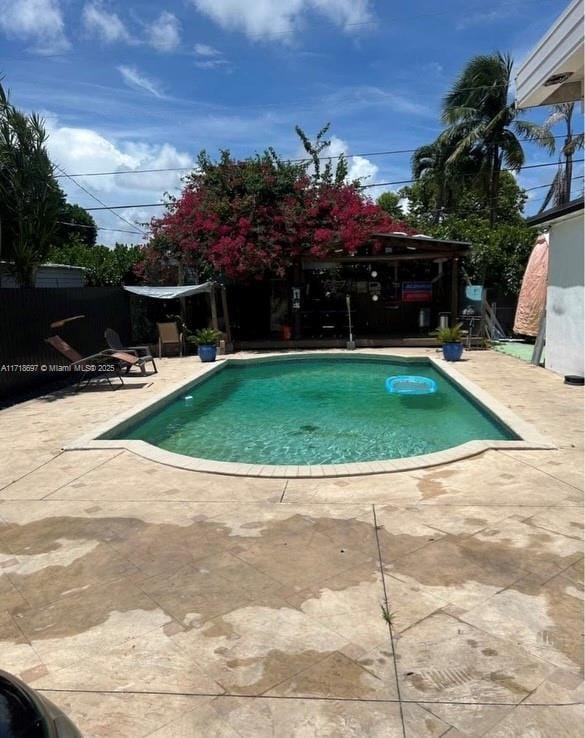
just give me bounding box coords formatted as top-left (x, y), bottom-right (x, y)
top-left (123, 283), bottom-right (213, 299)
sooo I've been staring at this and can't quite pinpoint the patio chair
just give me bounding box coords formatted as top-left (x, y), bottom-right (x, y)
top-left (104, 328), bottom-right (157, 374)
top-left (157, 322), bottom-right (184, 358)
top-left (45, 335), bottom-right (138, 390)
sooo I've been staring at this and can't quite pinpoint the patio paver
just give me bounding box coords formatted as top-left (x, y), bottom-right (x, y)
top-left (0, 350), bottom-right (582, 737)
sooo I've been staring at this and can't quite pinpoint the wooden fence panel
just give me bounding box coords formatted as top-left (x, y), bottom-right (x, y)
top-left (0, 288), bottom-right (132, 399)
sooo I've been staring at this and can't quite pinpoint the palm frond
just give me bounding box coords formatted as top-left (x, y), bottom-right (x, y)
top-left (564, 132), bottom-right (584, 156)
top-left (445, 123), bottom-right (488, 164)
top-left (441, 52), bottom-right (511, 125)
top-left (514, 119), bottom-right (556, 154)
top-left (499, 130), bottom-right (525, 170)
top-left (538, 168), bottom-right (564, 213)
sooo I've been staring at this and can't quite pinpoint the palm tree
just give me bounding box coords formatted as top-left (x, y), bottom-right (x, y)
top-left (0, 81), bottom-right (63, 286)
top-left (441, 53), bottom-right (554, 225)
top-left (411, 137), bottom-right (480, 222)
top-left (539, 102), bottom-right (584, 212)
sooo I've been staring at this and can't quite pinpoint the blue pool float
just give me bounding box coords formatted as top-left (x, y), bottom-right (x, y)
top-left (385, 375), bottom-right (438, 395)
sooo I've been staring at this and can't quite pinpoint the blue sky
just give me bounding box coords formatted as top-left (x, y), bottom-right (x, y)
top-left (1, 0), bottom-right (581, 244)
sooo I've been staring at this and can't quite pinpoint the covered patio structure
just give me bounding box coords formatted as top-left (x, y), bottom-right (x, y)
top-left (124, 281), bottom-right (233, 352)
top-left (232, 232), bottom-right (472, 349)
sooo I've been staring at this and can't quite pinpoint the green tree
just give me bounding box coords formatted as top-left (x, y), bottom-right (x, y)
top-left (539, 102), bottom-right (584, 212)
top-left (376, 191), bottom-right (404, 219)
top-left (402, 170), bottom-right (533, 296)
top-left (55, 203), bottom-right (98, 247)
top-left (424, 216), bottom-right (536, 295)
top-left (401, 170), bottom-right (527, 228)
top-left (0, 81), bottom-right (64, 285)
top-left (410, 137), bottom-right (481, 222)
top-left (441, 53), bottom-right (554, 225)
top-left (47, 240), bottom-right (141, 286)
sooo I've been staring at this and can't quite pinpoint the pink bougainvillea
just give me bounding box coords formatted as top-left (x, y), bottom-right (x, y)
top-left (137, 152), bottom-right (414, 283)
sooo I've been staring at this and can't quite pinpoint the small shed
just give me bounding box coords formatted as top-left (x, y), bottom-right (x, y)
top-left (0, 262), bottom-right (87, 288)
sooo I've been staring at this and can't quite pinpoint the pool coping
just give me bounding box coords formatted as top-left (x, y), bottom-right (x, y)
top-left (64, 351), bottom-right (556, 478)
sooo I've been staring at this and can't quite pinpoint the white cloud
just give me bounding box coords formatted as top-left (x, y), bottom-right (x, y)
top-left (117, 65), bottom-right (163, 98)
top-left (46, 118), bottom-right (193, 245)
top-left (194, 42), bottom-right (229, 69)
top-left (147, 11), bottom-right (181, 52)
top-left (190, 0), bottom-right (373, 41)
top-left (325, 85), bottom-right (433, 118)
top-left (456, 6), bottom-right (517, 30)
top-left (194, 43), bottom-right (222, 57)
top-left (306, 135), bottom-right (378, 185)
top-left (309, 0), bottom-right (373, 29)
top-left (195, 60), bottom-right (230, 69)
top-left (0, 0), bottom-right (69, 54)
top-left (82, 1), bottom-right (132, 44)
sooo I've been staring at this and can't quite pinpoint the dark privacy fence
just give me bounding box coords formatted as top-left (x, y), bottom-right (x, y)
top-left (0, 288), bottom-right (132, 399)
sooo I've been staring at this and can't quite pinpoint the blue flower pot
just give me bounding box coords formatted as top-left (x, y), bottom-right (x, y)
top-left (198, 344), bottom-right (217, 362)
top-left (442, 342), bottom-right (463, 362)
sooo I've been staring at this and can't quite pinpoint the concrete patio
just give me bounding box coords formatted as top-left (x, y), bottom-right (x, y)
top-left (0, 349), bottom-right (583, 737)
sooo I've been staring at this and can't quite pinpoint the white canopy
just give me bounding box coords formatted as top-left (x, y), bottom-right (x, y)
top-left (123, 283), bottom-right (214, 299)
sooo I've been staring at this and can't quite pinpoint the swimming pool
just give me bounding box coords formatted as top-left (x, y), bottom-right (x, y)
top-left (106, 356), bottom-right (517, 466)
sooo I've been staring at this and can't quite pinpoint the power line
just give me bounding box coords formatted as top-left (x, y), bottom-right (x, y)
top-left (81, 158), bottom-right (585, 208)
top-left (55, 165), bottom-right (146, 236)
top-left (359, 158), bottom-right (585, 188)
top-left (84, 203), bottom-right (165, 211)
top-left (525, 174), bottom-right (585, 192)
top-left (57, 220), bottom-right (142, 235)
top-left (53, 133), bottom-right (579, 179)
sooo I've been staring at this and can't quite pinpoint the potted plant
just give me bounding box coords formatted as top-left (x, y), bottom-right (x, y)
top-left (432, 322), bottom-right (464, 362)
top-left (188, 328), bottom-right (222, 362)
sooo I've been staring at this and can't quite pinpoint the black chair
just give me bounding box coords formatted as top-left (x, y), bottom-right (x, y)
top-left (104, 328), bottom-right (157, 374)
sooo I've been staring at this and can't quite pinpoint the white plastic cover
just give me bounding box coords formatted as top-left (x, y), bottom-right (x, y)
top-left (123, 283), bottom-right (214, 299)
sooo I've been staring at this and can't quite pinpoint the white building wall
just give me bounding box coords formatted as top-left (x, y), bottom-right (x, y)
top-left (0, 264), bottom-right (86, 287)
top-left (545, 212), bottom-right (584, 377)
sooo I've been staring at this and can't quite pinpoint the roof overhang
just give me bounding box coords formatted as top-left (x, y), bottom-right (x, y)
top-left (0, 260), bottom-right (88, 272)
top-left (526, 196), bottom-right (584, 226)
top-left (302, 233), bottom-right (470, 266)
top-left (515, 0), bottom-right (584, 109)
top-left (370, 231), bottom-right (470, 258)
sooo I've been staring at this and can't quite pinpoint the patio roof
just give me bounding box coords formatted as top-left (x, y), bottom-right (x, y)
top-left (307, 232), bottom-right (471, 263)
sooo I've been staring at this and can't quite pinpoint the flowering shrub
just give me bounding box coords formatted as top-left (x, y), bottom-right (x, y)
top-left (138, 148), bottom-right (413, 282)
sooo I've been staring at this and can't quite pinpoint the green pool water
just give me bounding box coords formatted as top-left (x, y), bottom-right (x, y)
top-left (112, 358), bottom-right (515, 465)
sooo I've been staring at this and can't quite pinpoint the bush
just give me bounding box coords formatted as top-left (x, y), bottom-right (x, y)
top-left (47, 241), bottom-right (142, 286)
top-left (423, 217), bottom-right (536, 295)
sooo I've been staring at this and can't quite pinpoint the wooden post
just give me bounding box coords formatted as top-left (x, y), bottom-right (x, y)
top-left (220, 285), bottom-right (233, 353)
top-left (209, 284), bottom-right (219, 332)
top-left (177, 262), bottom-right (186, 325)
top-left (450, 258), bottom-right (459, 325)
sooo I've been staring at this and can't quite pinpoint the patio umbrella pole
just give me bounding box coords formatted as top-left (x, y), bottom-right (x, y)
top-left (346, 294), bottom-right (356, 350)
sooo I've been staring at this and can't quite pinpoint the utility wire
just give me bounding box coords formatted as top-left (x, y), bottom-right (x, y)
top-left (53, 133), bottom-right (579, 179)
top-left (525, 174), bottom-right (584, 192)
top-left (55, 165), bottom-right (146, 236)
top-left (85, 203), bottom-right (166, 211)
top-left (57, 220), bottom-right (143, 235)
top-left (80, 158), bottom-right (585, 209)
top-left (362, 158), bottom-right (585, 189)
